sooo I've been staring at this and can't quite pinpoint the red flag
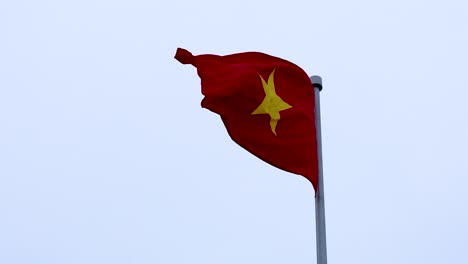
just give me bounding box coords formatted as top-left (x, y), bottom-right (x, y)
top-left (175, 48), bottom-right (318, 190)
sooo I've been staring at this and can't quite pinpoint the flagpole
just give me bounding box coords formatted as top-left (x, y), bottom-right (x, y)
top-left (311, 75), bottom-right (327, 264)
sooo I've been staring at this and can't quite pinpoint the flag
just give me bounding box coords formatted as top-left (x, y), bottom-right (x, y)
top-left (175, 48), bottom-right (319, 190)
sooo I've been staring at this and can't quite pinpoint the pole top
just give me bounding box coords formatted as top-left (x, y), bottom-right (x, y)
top-left (310, 75), bottom-right (323, 91)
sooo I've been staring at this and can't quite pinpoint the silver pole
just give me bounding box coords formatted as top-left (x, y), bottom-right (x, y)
top-left (310, 75), bottom-right (327, 264)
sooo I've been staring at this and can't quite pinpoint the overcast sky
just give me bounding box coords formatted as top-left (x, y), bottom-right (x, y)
top-left (1, 1), bottom-right (468, 263)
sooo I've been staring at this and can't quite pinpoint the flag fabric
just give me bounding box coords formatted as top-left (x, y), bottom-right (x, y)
top-left (175, 48), bottom-right (319, 190)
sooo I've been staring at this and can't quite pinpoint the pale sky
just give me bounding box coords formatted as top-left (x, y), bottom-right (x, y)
top-left (1, 1), bottom-right (468, 263)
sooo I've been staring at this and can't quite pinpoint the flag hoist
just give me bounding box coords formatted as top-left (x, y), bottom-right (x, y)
top-left (175, 48), bottom-right (328, 264)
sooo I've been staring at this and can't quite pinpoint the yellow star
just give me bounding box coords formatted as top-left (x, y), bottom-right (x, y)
top-left (251, 69), bottom-right (292, 136)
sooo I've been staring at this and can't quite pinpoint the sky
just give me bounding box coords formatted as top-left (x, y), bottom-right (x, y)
top-left (1, 0), bottom-right (468, 263)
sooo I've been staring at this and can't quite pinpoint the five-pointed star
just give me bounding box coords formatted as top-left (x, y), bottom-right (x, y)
top-left (251, 69), bottom-right (292, 136)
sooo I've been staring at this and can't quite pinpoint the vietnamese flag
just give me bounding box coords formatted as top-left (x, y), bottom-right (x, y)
top-left (175, 48), bottom-right (318, 190)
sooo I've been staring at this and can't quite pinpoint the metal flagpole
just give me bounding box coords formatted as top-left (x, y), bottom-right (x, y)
top-left (310, 75), bottom-right (327, 264)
